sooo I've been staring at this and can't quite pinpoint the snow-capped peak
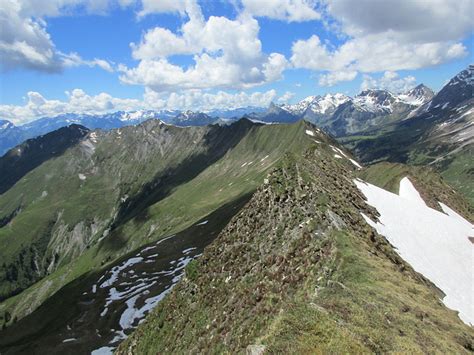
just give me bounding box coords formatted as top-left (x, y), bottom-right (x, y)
top-left (281, 93), bottom-right (350, 115)
top-left (447, 64), bottom-right (474, 87)
top-left (353, 89), bottom-right (396, 113)
top-left (312, 93), bottom-right (350, 114)
top-left (0, 120), bottom-right (15, 130)
top-left (176, 110), bottom-right (201, 120)
top-left (397, 84), bottom-right (434, 106)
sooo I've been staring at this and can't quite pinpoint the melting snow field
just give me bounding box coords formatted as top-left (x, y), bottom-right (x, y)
top-left (88, 235), bottom-right (204, 354)
top-left (355, 177), bottom-right (474, 325)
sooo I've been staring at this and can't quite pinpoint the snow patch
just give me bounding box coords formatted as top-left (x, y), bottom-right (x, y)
top-left (331, 145), bottom-right (362, 168)
top-left (89, 131), bottom-right (99, 143)
top-left (78, 173), bottom-right (86, 181)
top-left (398, 177), bottom-right (425, 205)
top-left (91, 346), bottom-right (114, 355)
top-left (196, 220), bottom-right (208, 226)
top-left (439, 203), bottom-right (471, 225)
top-left (355, 178), bottom-right (474, 325)
top-left (305, 129), bottom-right (315, 137)
top-left (62, 338), bottom-right (76, 343)
top-left (99, 257), bottom-right (144, 289)
top-left (349, 159), bottom-right (362, 169)
top-left (334, 154), bottom-right (342, 159)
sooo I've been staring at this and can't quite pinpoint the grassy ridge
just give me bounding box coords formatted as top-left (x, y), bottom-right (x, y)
top-left (117, 150), bottom-right (473, 354)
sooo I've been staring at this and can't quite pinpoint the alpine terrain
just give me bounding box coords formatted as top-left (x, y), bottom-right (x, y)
top-left (0, 2), bottom-right (473, 353)
top-left (0, 117), bottom-right (472, 353)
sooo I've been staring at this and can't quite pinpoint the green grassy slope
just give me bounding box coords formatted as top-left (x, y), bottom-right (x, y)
top-left (117, 150), bottom-right (474, 354)
top-left (0, 119), bottom-right (339, 326)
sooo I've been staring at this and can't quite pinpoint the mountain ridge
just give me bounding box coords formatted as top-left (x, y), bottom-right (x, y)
top-left (0, 117), bottom-right (472, 353)
top-left (116, 150), bottom-right (473, 354)
top-left (0, 118), bottom-right (338, 325)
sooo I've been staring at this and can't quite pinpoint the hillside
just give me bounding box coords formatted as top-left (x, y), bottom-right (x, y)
top-left (0, 119), bottom-right (472, 353)
top-left (0, 119), bottom-right (330, 331)
top-left (116, 149), bottom-right (473, 354)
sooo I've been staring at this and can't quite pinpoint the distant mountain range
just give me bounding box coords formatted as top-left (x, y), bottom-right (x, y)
top-left (1, 67), bottom-right (472, 205)
top-left (247, 84), bottom-right (435, 136)
top-left (344, 65), bottom-right (474, 204)
top-left (0, 84), bottom-right (433, 156)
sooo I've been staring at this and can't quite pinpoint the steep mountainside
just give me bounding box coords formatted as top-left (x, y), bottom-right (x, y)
top-left (0, 124), bottom-right (89, 194)
top-left (0, 119), bottom-right (327, 327)
top-left (326, 90), bottom-right (418, 136)
top-left (0, 118), bottom-right (472, 353)
top-left (343, 66), bottom-right (473, 206)
top-left (399, 84), bottom-right (434, 106)
top-left (116, 149), bottom-right (473, 354)
top-left (0, 194), bottom-right (253, 354)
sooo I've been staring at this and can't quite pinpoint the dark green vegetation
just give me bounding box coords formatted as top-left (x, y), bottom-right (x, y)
top-left (117, 150), bottom-right (474, 354)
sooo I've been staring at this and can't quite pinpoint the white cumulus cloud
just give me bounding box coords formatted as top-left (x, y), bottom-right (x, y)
top-left (290, 0), bottom-right (472, 85)
top-left (0, 0), bottom-right (122, 72)
top-left (241, 0), bottom-right (320, 22)
top-left (120, 1), bottom-right (288, 91)
top-left (361, 71), bottom-right (417, 93)
top-left (319, 70), bottom-right (357, 86)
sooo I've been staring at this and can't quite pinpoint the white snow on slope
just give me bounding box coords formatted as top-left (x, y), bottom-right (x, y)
top-left (330, 145), bottom-right (363, 169)
top-left (91, 346), bottom-right (114, 355)
top-left (439, 203), bottom-right (472, 225)
top-left (349, 158), bottom-right (362, 169)
top-left (99, 257), bottom-right (144, 289)
top-left (305, 129), bottom-right (315, 136)
top-left (398, 177), bottom-right (425, 205)
top-left (355, 178), bottom-right (474, 325)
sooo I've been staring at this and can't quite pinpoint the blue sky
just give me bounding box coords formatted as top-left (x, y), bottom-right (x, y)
top-left (0, 0), bottom-right (473, 123)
